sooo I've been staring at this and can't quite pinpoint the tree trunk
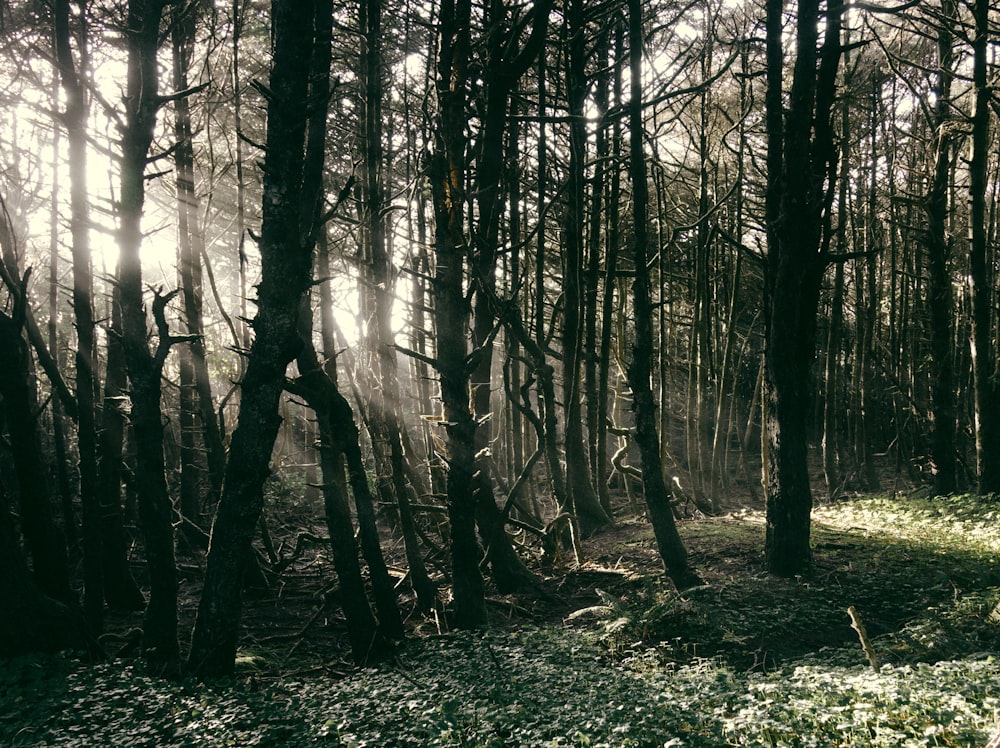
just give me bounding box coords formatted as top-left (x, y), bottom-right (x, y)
top-left (54, 0), bottom-right (132, 628)
top-left (585, 26), bottom-right (612, 514)
top-left (0, 307), bottom-right (73, 602)
top-left (467, 0), bottom-right (550, 593)
top-left (189, 0), bottom-right (320, 677)
top-left (967, 0), bottom-right (999, 494)
top-left (46, 133), bottom-right (77, 548)
top-left (358, 0), bottom-right (436, 611)
top-left (96, 298), bottom-right (145, 613)
top-left (564, 0), bottom-right (611, 534)
top-left (288, 322), bottom-right (384, 662)
top-left (172, 0), bottom-right (226, 525)
top-left (429, 0), bottom-right (487, 629)
top-left (762, 0), bottom-right (843, 577)
top-left (924, 0), bottom-right (958, 496)
top-left (117, 0), bottom-right (180, 675)
top-left (822, 262), bottom-right (844, 497)
top-left (625, 0), bottom-right (700, 591)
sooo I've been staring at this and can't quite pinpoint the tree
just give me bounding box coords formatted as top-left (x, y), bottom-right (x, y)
top-left (624, 0), bottom-right (700, 591)
top-left (762, 0), bottom-right (844, 576)
top-left (428, 0), bottom-right (487, 629)
top-left (53, 0), bottom-right (146, 628)
top-left (189, 0), bottom-right (324, 676)
top-left (117, 0), bottom-right (186, 674)
top-left (966, 0), bottom-right (999, 495)
top-left (171, 0), bottom-right (226, 535)
top-left (467, 0), bottom-right (551, 592)
top-left (924, 0), bottom-right (958, 496)
top-left (357, 0), bottom-right (437, 610)
top-left (563, 0), bottom-right (612, 534)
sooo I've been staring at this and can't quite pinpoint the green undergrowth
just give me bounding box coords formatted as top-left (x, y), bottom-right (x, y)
top-left (3, 493), bottom-right (1000, 747)
top-left (576, 493), bottom-right (1000, 669)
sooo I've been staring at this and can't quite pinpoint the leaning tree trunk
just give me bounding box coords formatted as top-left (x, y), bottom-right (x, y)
top-left (625, 0), bottom-right (700, 591)
top-left (762, 0), bottom-right (843, 577)
top-left (189, 0), bottom-right (322, 677)
top-left (287, 321), bottom-right (383, 662)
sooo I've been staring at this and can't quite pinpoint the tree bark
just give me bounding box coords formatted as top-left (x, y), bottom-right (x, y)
top-left (625, 0), bottom-right (700, 591)
top-left (429, 0), bottom-right (487, 629)
top-left (924, 0), bottom-right (958, 496)
top-left (564, 0), bottom-right (612, 534)
top-left (967, 0), bottom-right (999, 494)
top-left (763, 0), bottom-right (844, 577)
top-left (189, 0), bottom-right (320, 677)
top-left (117, 0), bottom-right (180, 674)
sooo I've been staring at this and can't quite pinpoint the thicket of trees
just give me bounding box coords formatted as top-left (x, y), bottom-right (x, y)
top-left (0, 0), bottom-right (998, 674)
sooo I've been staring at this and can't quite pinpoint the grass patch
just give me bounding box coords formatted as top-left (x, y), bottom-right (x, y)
top-left (3, 493), bottom-right (1000, 746)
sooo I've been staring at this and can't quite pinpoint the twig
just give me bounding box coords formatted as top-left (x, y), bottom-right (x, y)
top-left (847, 605), bottom-right (879, 671)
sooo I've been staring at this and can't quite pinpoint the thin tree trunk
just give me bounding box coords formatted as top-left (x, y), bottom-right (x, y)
top-left (46, 122), bottom-right (76, 547)
top-left (429, 0), bottom-right (486, 629)
top-left (967, 0), bottom-right (999, 494)
top-left (625, 0), bottom-right (700, 591)
top-left (822, 262), bottom-right (844, 497)
top-left (288, 297), bottom-right (385, 661)
top-left (172, 0), bottom-right (225, 543)
top-left (359, 0), bottom-right (437, 611)
top-left (564, 0), bottom-right (611, 534)
top-left (117, 0), bottom-right (180, 675)
top-left (585, 26), bottom-right (612, 513)
top-left (925, 0), bottom-right (958, 496)
top-left (467, 0), bottom-right (550, 593)
top-left (53, 0), bottom-right (131, 629)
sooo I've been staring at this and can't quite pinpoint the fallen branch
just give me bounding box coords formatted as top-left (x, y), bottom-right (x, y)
top-left (847, 605), bottom-right (879, 671)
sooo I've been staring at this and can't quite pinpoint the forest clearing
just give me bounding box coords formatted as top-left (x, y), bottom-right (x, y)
top-left (3, 491), bottom-right (1000, 746)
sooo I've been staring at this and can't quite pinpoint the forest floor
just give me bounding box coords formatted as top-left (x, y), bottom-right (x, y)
top-left (3, 491), bottom-right (1000, 746)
